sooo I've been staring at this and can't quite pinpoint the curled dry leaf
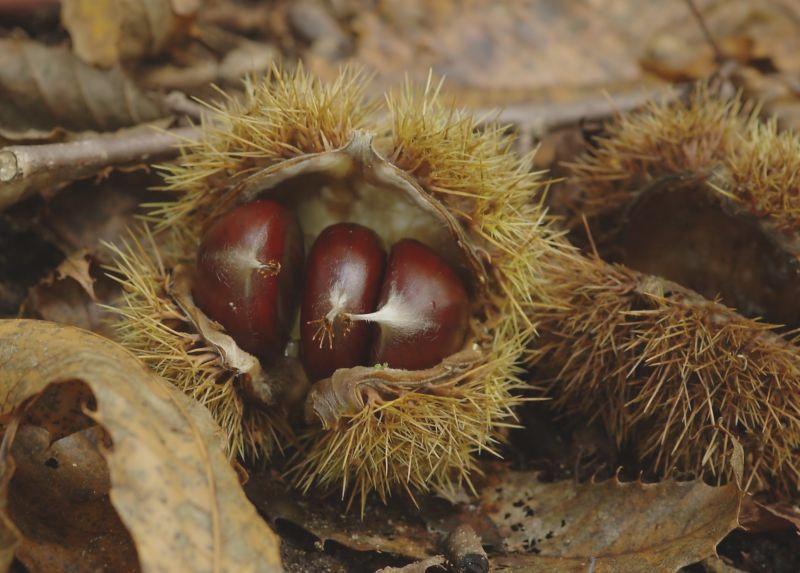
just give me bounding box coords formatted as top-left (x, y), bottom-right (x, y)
top-left (0, 39), bottom-right (167, 140)
top-left (482, 470), bottom-right (742, 573)
top-left (739, 497), bottom-right (800, 533)
top-left (0, 319), bottom-right (282, 573)
top-left (23, 249), bottom-right (120, 336)
top-left (8, 425), bottom-right (139, 573)
top-left (48, 248), bottom-right (97, 298)
top-left (62, 0), bottom-right (198, 68)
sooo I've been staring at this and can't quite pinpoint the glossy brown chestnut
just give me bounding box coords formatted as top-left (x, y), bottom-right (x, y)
top-left (193, 200), bottom-right (304, 360)
top-left (300, 223), bottom-right (386, 380)
top-left (364, 238), bottom-right (470, 370)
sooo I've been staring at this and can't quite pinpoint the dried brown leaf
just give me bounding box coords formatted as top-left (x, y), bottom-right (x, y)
top-left (0, 319), bottom-right (282, 572)
top-left (136, 39), bottom-right (277, 97)
top-left (740, 497), bottom-right (800, 533)
top-left (245, 472), bottom-right (437, 561)
top-left (482, 470), bottom-right (742, 573)
top-left (62, 0), bottom-right (196, 68)
top-left (50, 248), bottom-right (96, 299)
top-left (0, 39), bottom-right (166, 140)
top-left (42, 175), bottom-right (161, 258)
top-left (642, 0), bottom-right (800, 79)
top-left (23, 251), bottom-right (118, 335)
top-left (8, 425), bottom-right (139, 573)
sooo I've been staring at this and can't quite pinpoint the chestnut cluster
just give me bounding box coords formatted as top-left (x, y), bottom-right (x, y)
top-left (192, 200), bottom-right (470, 381)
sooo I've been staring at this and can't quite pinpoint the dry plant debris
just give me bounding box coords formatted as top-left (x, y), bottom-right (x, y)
top-left (0, 319), bottom-right (281, 572)
top-left (62, 0), bottom-right (199, 67)
top-left (531, 84), bottom-right (800, 495)
top-left (21, 249), bottom-right (113, 336)
top-left (0, 39), bottom-right (167, 140)
top-left (2, 1), bottom-right (800, 571)
top-left (8, 425), bottom-right (138, 572)
top-left (483, 469), bottom-right (742, 573)
top-left (376, 556), bottom-right (447, 573)
top-left (0, 124), bottom-right (200, 210)
top-left (244, 471), bottom-right (438, 561)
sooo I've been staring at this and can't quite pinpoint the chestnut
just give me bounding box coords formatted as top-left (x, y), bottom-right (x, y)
top-left (193, 200), bottom-right (304, 360)
top-left (356, 239), bottom-right (470, 370)
top-left (300, 223), bottom-right (386, 380)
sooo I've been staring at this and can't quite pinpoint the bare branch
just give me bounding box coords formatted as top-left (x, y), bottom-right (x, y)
top-left (0, 125), bottom-right (200, 210)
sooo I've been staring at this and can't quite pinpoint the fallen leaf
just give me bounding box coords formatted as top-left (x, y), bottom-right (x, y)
top-left (740, 497), bottom-right (800, 533)
top-left (730, 65), bottom-right (800, 131)
top-left (8, 425), bottom-right (139, 573)
top-left (41, 173), bottom-right (162, 256)
top-left (0, 39), bottom-right (167, 140)
top-left (23, 251), bottom-right (117, 335)
top-left (640, 35), bottom-right (752, 82)
top-left (0, 319), bottom-right (282, 572)
top-left (481, 470), bottom-right (741, 573)
top-left (62, 0), bottom-right (196, 68)
top-left (245, 471), bottom-right (437, 560)
top-left (50, 249), bottom-right (96, 299)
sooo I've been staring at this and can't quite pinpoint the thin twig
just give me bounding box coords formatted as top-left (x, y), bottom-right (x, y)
top-left (0, 125), bottom-right (200, 210)
top-left (683, 0), bottom-right (723, 61)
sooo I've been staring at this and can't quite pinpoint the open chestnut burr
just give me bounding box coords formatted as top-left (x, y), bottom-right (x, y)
top-left (186, 127), bottom-right (484, 389)
top-left (108, 67), bottom-right (554, 504)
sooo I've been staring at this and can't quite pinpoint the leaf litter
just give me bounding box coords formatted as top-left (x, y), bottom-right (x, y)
top-left (3, 0), bottom-right (800, 571)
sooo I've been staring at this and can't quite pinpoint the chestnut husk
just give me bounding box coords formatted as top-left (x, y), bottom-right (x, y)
top-left (532, 84), bottom-right (800, 497)
top-left (107, 65), bottom-right (560, 505)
